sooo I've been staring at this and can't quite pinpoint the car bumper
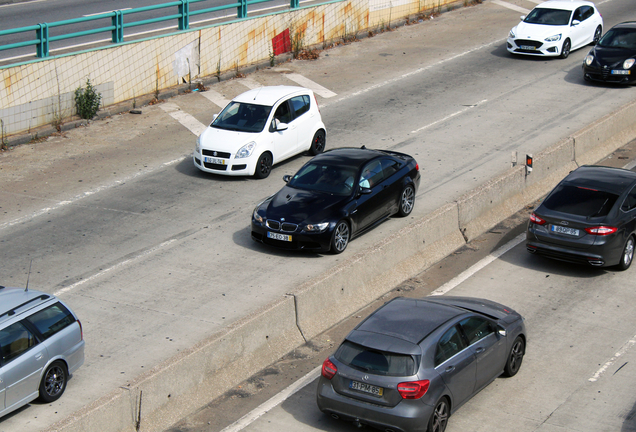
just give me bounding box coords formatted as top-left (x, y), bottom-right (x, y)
top-left (526, 228), bottom-right (623, 267)
top-left (193, 152), bottom-right (254, 176)
top-left (582, 65), bottom-right (636, 84)
top-left (316, 377), bottom-right (433, 432)
top-left (251, 220), bottom-right (333, 252)
top-left (507, 38), bottom-right (563, 57)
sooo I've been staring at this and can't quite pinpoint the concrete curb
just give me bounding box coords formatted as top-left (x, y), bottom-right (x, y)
top-left (44, 97), bottom-right (636, 432)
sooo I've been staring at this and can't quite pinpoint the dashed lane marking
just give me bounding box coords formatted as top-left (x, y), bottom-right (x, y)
top-left (237, 77), bottom-right (263, 89)
top-left (590, 336), bottom-right (636, 382)
top-left (284, 73), bottom-right (337, 98)
top-left (491, 0), bottom-right (531, 14)
top-left (411, 100), bottom-right (487, 134)
top-left (160, 102), bottom-right (207, 136)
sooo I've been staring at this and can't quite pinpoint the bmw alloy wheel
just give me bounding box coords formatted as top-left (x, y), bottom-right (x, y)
top-left (331, 221), bottom-right (350, 254)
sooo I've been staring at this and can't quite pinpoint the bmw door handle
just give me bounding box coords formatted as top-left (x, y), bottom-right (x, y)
top-left (444, 366), bottom-right (455, 373)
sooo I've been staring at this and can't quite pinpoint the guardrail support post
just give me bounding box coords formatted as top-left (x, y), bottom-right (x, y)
top-left (36, 23), bottom-right (49, 58)
top-left (179, 0), bottom-right (190, 30)
top-left (237, 0), bottom-right (247, 19)
top-left (112, 10), bottom-right (124, 43)
top-left (290, 0), bottom-right (299, 8)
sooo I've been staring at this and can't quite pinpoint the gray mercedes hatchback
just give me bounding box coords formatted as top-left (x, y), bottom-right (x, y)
top-left (0, 285), bottom-right (84, 418)
top-left (317, 296), bottom-right (526, 432)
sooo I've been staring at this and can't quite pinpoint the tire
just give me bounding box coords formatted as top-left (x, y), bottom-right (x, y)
top-left (503, 336), bottom-right (525, 377)
top-left (398, 184), bottom-right (415, 217)
top-left (39, 361), bottom-right (68, 403)
top-left (309, 130), bottom-right (326, 156)
top-left (592, 26), bottom-right (602, 45)
top-left (427, 397), bottom-right (450, 432)
top-left (330, 221), bottom-right (350, 254)
top-left (560, 39), bottom-right (571, 59)
top-left (254, 152), bottom-right (273, 179)
top-left (617, 236), bottom-right (635, 271)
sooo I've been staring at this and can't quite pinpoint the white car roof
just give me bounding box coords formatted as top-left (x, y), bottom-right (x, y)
top-left (535, 0), bottom-right (596, 11)
top-left (232, 86), bottom-right (310, 106)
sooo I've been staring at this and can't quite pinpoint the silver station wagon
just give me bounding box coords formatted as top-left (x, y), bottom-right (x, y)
top-left (0, 286), bottom-right (85, 418)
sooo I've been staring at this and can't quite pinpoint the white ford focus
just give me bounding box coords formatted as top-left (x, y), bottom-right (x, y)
top-left (507, 0), bottom-right (603, 59)
top-left (194, 86), bottom-right (327, 179)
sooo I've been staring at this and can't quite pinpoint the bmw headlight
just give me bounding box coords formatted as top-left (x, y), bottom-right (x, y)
top-left (624, 58), bottom-right (635, 69)
top-left (236, 141), bottom-right (256, 159)
top-left (509, 29), bottom-right (516, 38)
top-left (585, 55), bottom-right (594, 66)
top-left (304, 222), bottom-right (329, 232)
top-left (253, 207), bottom-right (264, 223)
top-left (544, 34), bottom-right (562, 42)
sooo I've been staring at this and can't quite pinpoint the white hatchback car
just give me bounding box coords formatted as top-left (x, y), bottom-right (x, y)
top-left (507, 0), bottom-right (603, 59)
top-left (194, 86), bottom-right (327, 179)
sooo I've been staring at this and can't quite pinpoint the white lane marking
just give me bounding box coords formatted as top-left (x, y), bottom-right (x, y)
top-left (430, 233), bottom-right (526, 296)
top-left (491, 0), bottom-right (531, 14)
top-left (411, 100), bottom-right (487, 134)
top-left (0, 0), bottom-right (49, 8)
top-left (526, 0), bottom-right (544, 4)
top-left (84, 8), bottom-right (131, 17)
top-left (238, 78), bottom-right (263, 90)
top-left (0, 157), bottom-right (186, 232)
top-left (160, 102), bottom-right (207, 136)
top-left (53, 239), bottom-right (178, 296)
top-left (220, 366), bottom-right (321, 432)
top-left (284, 73), bottom-right (337, 98)
top-left (199, 89), bottom-right (231, 109)
top-left (589, 336), bottom-right (636, 382)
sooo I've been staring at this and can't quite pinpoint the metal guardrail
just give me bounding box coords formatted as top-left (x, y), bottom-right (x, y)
top-left (0, 0), bottom-right (301, 59)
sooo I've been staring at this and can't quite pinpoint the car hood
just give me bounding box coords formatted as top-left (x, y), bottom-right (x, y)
top-left (262, 186), bottom-right (349, 224)
top-left (513, 21), bottom-right (568, 40)
top-left (590, 46), bottom-right (636, 67)
top-left (199, 125), bottom-right (260, 152)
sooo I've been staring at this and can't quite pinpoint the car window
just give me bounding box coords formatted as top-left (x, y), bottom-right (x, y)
top-left (435, 325), bottom-right (467, 366)
top-left (335, 340), bottom-right (418, 376)
top-left (599, 29), bottom-right (636, 49)
top-left (288, 163), bottom-right (356, 196)
top-left (380, 159), bottom-right (399, 179)
top-left (26, 303), bottom-right (76, 340)
top-left (0, 322), bottom-right (36, 364)
top-left (459, 317), bottom-right (494, 345)
top-left (524, 8), bottom-right (572, 26)
top-left (621, 187), bottom-right (636, 212)
top-left (289, 95), bottom-right (310, 118)
top-left (212, 101), bottom-right (271, 133)
top-left (543, 185), bottom-right (619, 217)
top-left (581, 6), bottom-right (593, 21)
top-left (359, 160), bottom-right (384, 189)
top-left (273, 100), bottom-right (292, 124)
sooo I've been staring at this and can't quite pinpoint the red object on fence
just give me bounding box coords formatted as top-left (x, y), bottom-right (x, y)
top-left (272, 29), bottom-right (291, 56)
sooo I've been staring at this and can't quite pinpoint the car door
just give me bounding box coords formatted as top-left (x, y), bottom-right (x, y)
top-left (353, 159), bottom-right (390, 230)
top-left (379, 158), bottom-right (403, 214)
top-left (0, 322), bottom-right (48, 412)
top-left (570, 6), bottom-right (593, 49)
top-left (619, 185), bottom-right (636, 243)
top-left (288, 95), bottom-right (315, 153)
top-left (459, 316), bottom-right (506, 391)
top-left (270, 99), bottom-right (298, 162)
top-left (434, 324), bottom-right (476, 407)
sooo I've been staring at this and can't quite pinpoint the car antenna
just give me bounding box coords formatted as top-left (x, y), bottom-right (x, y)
top-left (25, 259), bottom-right (32, 292)
top-left (253, 86), bottom-right (263, 101)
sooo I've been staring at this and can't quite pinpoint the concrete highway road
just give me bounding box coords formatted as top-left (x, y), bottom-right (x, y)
top-left (0, 0), bottom-right (635, 430)
top-left (170, 148), bottom-right (636, 432)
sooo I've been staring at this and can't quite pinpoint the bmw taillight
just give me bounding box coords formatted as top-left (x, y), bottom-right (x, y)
top-left (530, 213), bottom-right (546, 225)
top-left (585, 226), bottom-right (617, 235)
top-left (397, 379), bottom-right (429, 399)
top-left (321, 358), bottom-right (337, 379)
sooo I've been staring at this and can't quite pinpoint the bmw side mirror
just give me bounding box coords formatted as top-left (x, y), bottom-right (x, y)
top-left (360, 188), bottom-right (372, 195)
top-left (283, 175), bottom-right (292, 183)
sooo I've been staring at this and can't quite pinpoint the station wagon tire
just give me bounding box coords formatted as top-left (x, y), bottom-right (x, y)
top-left (39, 361), bottom-right (68, 403)
top-left (254, 152), bottom-right (273, 179)
top-left (560, 39), bottom-right (571, 59)
top-left (617, 236), bottom-right (635, 271)
top-left (398, 184), bottom-right (415, 217)
top-left (309, 130), bottom-right (326, 155)
top-left (330, 221), bottom-right (350, 254)
top-left (427, 397), bottom-right (450, 432)
top-left (592, 26), bottom-right (602, 45)
top-left (503, 336), bottom-right (525, 377)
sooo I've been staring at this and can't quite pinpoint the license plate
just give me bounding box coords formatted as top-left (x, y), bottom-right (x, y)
top-left (520, 45), bottom-right (536, 50)
top-left (551, 225), bottom-right (579, 236)
top-left (611, 70), bottom-right (630, 75)
top-left (204, 157), bottom-right (225, 165)
top-left (267, 231), bottom-right (292, 242)
top-left (349, 380), bottom-right (383, 397)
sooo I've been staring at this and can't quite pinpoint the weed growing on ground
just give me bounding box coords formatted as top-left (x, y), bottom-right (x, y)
top-left (74, 78), bottom-right (102, 120)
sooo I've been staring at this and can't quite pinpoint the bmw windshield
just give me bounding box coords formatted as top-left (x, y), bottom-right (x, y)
top-left (211, 102), bottom-right (272, 133)
top-left (288, 163), bottom-right (357, 196)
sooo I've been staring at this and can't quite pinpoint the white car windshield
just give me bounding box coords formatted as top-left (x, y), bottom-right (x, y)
top-left (524, 8), bottom-right (572, 26)
top-left (212, 102), bottom-right (272, 133)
